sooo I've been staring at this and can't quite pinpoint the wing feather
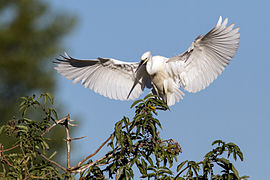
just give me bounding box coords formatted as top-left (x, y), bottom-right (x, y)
top-left (167, 16), bottom-right (240, 93)
top-left (54, 54), bottom-right (151, 100)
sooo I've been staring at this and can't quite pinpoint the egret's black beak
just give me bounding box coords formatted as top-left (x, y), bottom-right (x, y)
top-left (135, 60), bottom-right (147, 73)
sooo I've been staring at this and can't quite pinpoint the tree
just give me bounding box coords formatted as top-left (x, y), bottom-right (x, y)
top-left (0, 0), bottom-right (75, 122)
top-left (0, 0), bottom-right (75, 159)
top-left (0, 94), bottom-right (249, 179)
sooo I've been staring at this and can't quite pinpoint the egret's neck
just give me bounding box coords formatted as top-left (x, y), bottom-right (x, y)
top-left (146, 56), bottom-right (165, 75)
top-left (146, 56), bottom-right (153, 75)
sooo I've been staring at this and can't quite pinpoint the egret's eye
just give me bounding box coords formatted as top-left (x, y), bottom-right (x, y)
top-left (142, 57), bottom-right (147, 61)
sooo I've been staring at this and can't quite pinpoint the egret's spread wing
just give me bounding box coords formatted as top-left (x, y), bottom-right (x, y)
top-left (54, 53), bottom-right (151, 100)
top-left (167, 16), bottom-right (240, 93)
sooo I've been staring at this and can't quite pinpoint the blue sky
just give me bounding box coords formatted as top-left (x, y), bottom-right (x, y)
top-left (48, 0), bottom-right (269, 179)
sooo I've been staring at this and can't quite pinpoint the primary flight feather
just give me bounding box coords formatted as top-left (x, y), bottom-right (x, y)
top-left (55, 16), bottom-right (240, 106)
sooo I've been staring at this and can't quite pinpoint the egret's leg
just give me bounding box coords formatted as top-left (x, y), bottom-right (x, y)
top-left (152, 84), bottom-right (159, 97)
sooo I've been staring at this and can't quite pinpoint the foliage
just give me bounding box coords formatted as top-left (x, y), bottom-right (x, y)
top-left (0, 0), bottom-right (76, 169)
top-left (0, 94), bottom-right (248, 179)
top-left (0, 0), bottom-right (75, 123)
top-left (0, 93), bottom-right (62, 179)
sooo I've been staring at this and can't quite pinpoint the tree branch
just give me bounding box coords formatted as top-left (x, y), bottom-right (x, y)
top-left (0, 145), bottom-right (15, 168)
top-left (41, 116), bottom-right (69, 137)
top-left (64, 114), bottom-right (71, 170)
top-left (38, 152), bottom-right (67, 172)
top-left (0, 144), bottom-right (19, 153)
top-left (72, 151), bottom-right (115, 173)
top-left (71, 135), bottom-right (111, 170)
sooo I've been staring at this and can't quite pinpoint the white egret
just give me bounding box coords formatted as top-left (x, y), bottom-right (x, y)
top-left (55, 16), bottom-right (240, 106)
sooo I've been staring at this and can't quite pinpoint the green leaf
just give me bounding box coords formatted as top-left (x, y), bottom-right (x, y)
top-left (219, 158), bottom-right (230, 165)
top-left (130, 155), bottom-right (140, 167)
top-left (51, 109), bottom-right (58, 120)
top-left (49, 151), bottom-right (57, 159)
top-left (142, 152), bottom-right (153, 166)
top-left (16, 125), bottom-right (29, 131)
top-left (240, 176), bottom-right (250, 179)
top-left (141, 158), bottom-right (147, 171)
top-left (136, 160), bottom-right (144, 174)
top-left (115, 167), bottom-right (123, 180)
top-left (177, 160), bottom-right (188, 172)
top-left (152, 118), bottom-right (162, 129)
top-left (212, 140), bottom-right (224, 146)
top-left (231, 164), bottom-right (240, 179)
top-left (41, 141), bottom-right (50, 150)
top-left (144, 93), bottom-right (154, 100)
top-left (130, 99), bottom-right (143, 108)
top-left (238, 151), bottom-right (244, 161)
top-left (127, 134), bottom-right (132, 149)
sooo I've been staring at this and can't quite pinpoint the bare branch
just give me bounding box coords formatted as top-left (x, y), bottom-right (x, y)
top-left (0, 145), bottom-right (15, 167)
top-left (72, 135), bottom-right (111, 170)
top-left (64, 114), bottom-right (71, 169)
top-left (41, 116), bottom-right (69, 137)
top-left (70, 136), bottom-right (87, 141)
top-left (0, 144), bottom-right (19, 153)
top-left (39, 152), bottom-right (67, 172)
top-left (72, 152), bottom-right (114, 173)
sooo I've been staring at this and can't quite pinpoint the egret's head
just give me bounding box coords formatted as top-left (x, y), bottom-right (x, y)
top-left (136, 51), bottom-right (152, 72)
top-left (141, 51), bottom-right (152, 62)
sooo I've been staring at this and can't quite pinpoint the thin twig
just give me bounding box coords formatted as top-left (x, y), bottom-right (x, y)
top-left (69, 136), bottom-right (87, 141)
top-left (72, 152), bottom-right (115, 173)
top-left (71, 117), bottom-right (139, 171)
top-left (41, 116), bottom-right (68, 137)
top-left (39, 152), bottom-right (66, 171)
top-left (0, 144), bottom-right (19, 153)
top-left (0, 145), bottom-right (14, 167)
top-left (72, 135), bottom-right (111, 170)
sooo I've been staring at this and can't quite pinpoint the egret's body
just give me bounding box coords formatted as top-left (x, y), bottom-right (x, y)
top-left (144, 55), bottom-right (184, 105)
top-left (55, 17), bottom-right (240, 106)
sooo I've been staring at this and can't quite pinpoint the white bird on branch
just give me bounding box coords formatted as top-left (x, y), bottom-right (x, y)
top-left (55, 16), bottom-right (240, 106)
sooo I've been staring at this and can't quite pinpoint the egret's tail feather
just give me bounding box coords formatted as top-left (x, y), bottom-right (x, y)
top-left (166, 89), bottom-right (184, 106)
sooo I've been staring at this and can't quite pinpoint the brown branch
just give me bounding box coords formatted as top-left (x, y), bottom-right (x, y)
top-left (0, 145), bottom-right (14, 167)
top-left (69, 136), bottom-right (87, 141)
top-left (71, 135), bottom-right (111, 170)
top-left (39, 152), bottom-right (66, 172)
top-left (71, 117), bottom-right (139, 171)
top-left (18, 143), bottom-right (28, 167)
top-left (41, 116), bottom-right (69, 137)
top-left (0, 144), bottom-right (19, 153)
top-left (72, 152), bottom-right (115, 173)
top-left (64, 114), bottom-right (71, 170)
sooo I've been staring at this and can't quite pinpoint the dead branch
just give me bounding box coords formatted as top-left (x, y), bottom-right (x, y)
top-left (39, 152), bottom-right (67, 172)
top-left (71, 135), bottom-right (111, 170)
top-left (64, 114), bottom-right (71, 169)
top-left (41, 116), bottom-right (69, 137)
top-left (72, 152), bottom-right (115, 173)
top-left (70, 136), bottom-right (86, 141)
top-left (0, 144), bottom-right (19, 153)
top-left (0, 145), bottom-right (15, 167)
